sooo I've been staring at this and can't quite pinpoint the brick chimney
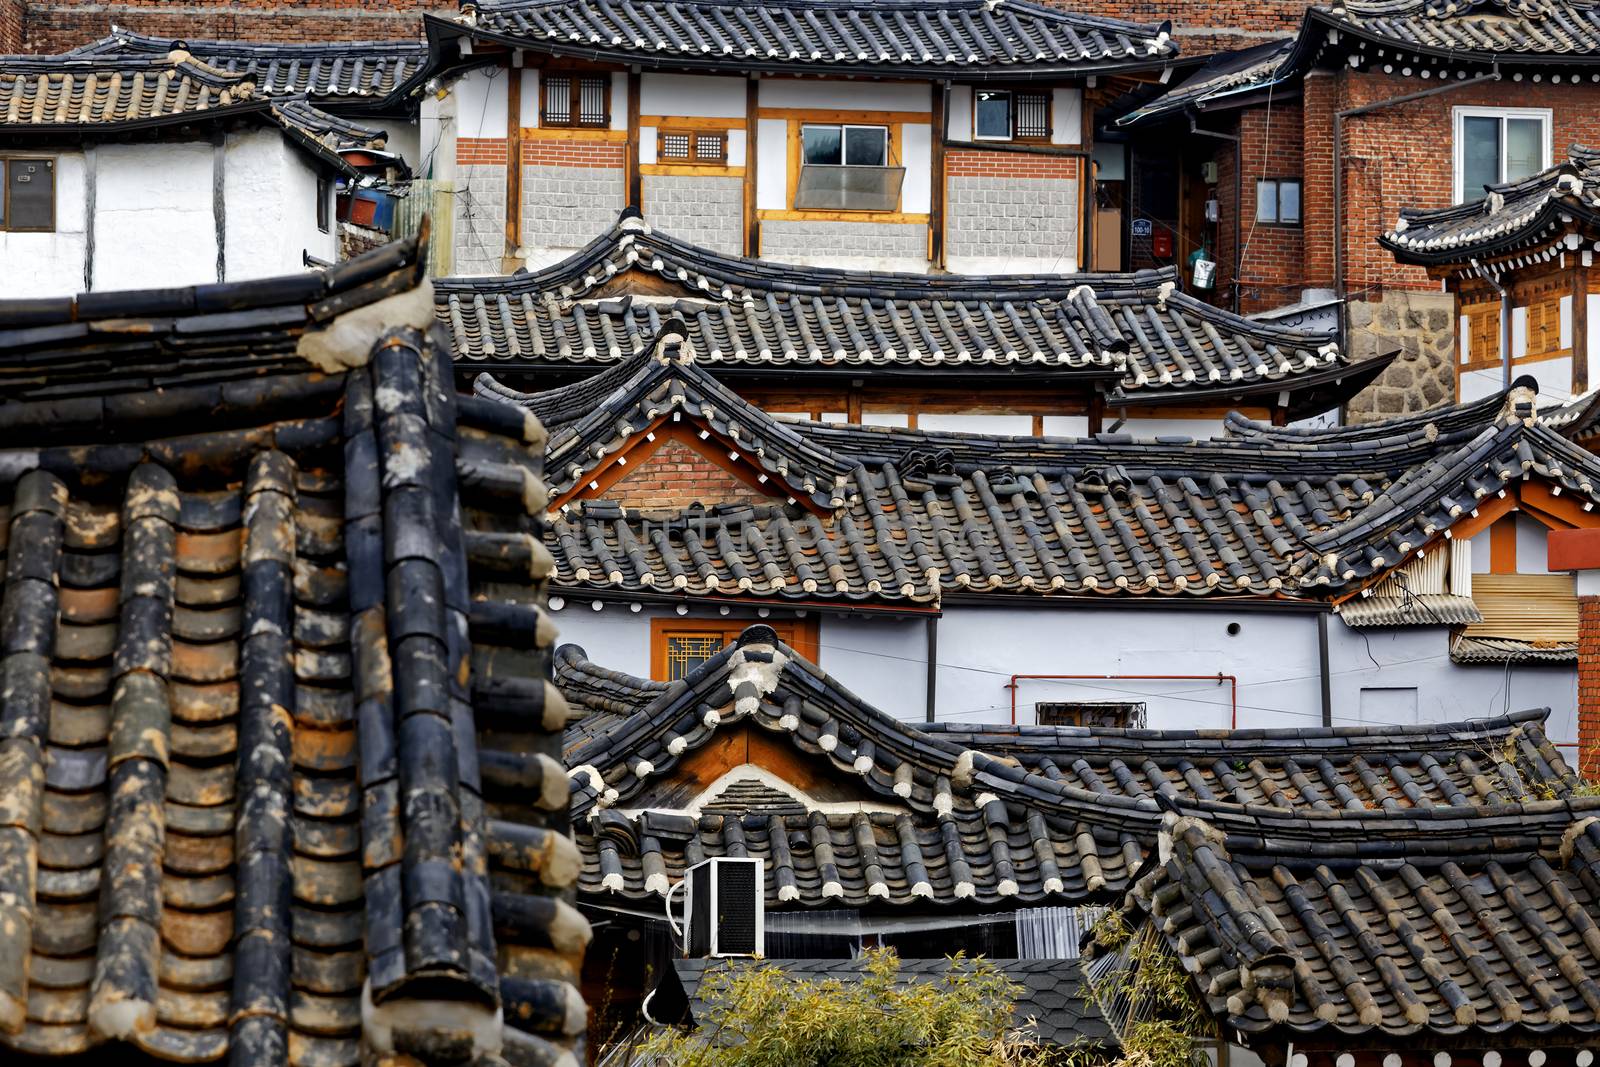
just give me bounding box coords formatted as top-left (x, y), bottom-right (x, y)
top-left (1548, 527), bottom-right (1600, 779)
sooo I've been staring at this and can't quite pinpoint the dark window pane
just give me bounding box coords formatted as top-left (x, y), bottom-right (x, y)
top-left (843, 126), bottom-right (886, 166)
top-left (1461, 115), bottom-right (1501, 198)
top-left (975, 90), bottom-right (1011, 139)
top-left (0, 161), bottom-right (6, 228)
top-left (1278, 180), bottom-right (1301, 223)
top-left (7, 159), bottom-right (53, 231)
top-left (803, 125), bottom-right (842, 165)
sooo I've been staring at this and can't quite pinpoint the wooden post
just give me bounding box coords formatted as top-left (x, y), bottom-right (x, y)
top-left (930, 81), bottom-right (946, 271)
top-left (1087, 391), bottom-right (1104, 435)
top-left (504, 63), bottom-right (523, 271)
top-left (744, 77), bottom-right (759, 257)
top-left (1080, 82), bottom-right (1095, 273)
top-left (627, 70), bottom-right (642, 210)
top-left (1574, 261), bottom-right (1589, 395)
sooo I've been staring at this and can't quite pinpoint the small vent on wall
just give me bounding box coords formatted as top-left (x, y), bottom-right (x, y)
top-left (1035, 701), bottom-right (1146, 728)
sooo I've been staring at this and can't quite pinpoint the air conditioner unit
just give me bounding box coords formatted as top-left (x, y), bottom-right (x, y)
top-left (685, 857), bottom-right (764, 958)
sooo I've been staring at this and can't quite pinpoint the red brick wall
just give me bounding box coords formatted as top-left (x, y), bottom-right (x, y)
top-left (523, 137), bottom-right (627, 168)
top-left (0, 0), bottom-right (24, 51)
top-left (457, 138), bottom-right (509, 167)
top-left (600, 438), bottom-right (777, 513)
top-left (1042, 0), bottom-right (1303, 53)
top-left (1582, 596), bottom-right (1600, 780)
top-left (946, 148), bottom-right (1080, 179)
top-left (1215, 102), bottom-right (1305, 314)
top-left (22, 0), bottom-right (441, 50)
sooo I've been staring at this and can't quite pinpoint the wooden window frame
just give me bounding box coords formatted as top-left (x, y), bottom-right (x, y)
top-left (659, 128), bottom-right (728, 166)
top-left (649, 617), bottom-right (820, 682)
top-left (541, 72), bottom-right (611, 129)
top-left (972, 88), bottom-right (1052, 143)
top-left (1, 156), bottom-right (56, 233)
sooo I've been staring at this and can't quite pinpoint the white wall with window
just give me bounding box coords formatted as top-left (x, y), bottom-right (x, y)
top-left (1453, 106), bottom-right (1551, 202)
top-left (1, 153), bottom-right (88, 298)
top-left (947, 85), bottom-right (1083, 145)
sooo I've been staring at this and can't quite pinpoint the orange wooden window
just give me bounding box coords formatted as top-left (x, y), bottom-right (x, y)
top-left (1466, 303), bottom-right (1500, 367)
top-left (659, 129), bottom-right (727, 165)
top-left (649, 618), bottom-right (820, 681)
top-left (541, 73), bottom-right (610, 128)
top-left (1525, 297), bottom-right (1565, 358)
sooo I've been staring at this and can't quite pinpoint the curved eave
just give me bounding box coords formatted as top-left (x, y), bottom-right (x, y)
top-left (1300, 7), bottom-right (1600, 69)
top-left (1110, 349), bottom-right (1393, 418)
top-left (1379, 198), bottom-right (1600, 267)
top-left (424, 13), bottom-right (1178, 81)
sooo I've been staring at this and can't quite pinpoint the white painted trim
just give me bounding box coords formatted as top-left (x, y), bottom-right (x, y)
top-left (1451, 105), bottom-right (1553, 204)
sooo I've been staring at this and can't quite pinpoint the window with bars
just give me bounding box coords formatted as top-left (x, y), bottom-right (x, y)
top-left (659, 128), bottom-right (727, 165)
top-left (974, 90), bottom-right (1051, 142)
top-left (541, 73), bottom-right (610, 128)
top-left (1, 158), bottom-right (54, 232)
top-left (650, 619), bottom-right (820, 682)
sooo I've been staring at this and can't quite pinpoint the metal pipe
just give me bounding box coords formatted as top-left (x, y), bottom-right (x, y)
top-left (1477, 262), bottom-right (1514, 389)
top-left (1316, 611), bottom-right (1333, 727)
top-left (1188, 117), bottom-right (1242, 313)
top-left (1333, 68), bottom-right (1501, 347)
top-left (924, 615), bottom-right (939, 723)
top-left (1005, 672), bottom-right (1239, 727)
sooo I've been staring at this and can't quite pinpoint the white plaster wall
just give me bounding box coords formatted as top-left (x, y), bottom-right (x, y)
top-left (755, 118), bottom-right (789, 210)
top-left (917, 414), bottom-right (1032, 435)
top-left (1, 150), bottom-right (87, 297)
top-left (726, 130), bottom-right (748, 168)
top-left (379, 118), bottom-right (422, 176)
top-left (900, 123), bottom-right (932, 214)
top-left (759, 79), bottom-right (931, 112)
top-left (1458, 312), bottom-right (1471, 366)
top-left (545, 599), bottom-right (1579, 750)
top-left (861, 412), bottom-right (909, 427)
top-left (1526, 356), bottom-right (1572, 405)
top-left (947, 254), bottom-right (1078, 275)
top-left (420, 91), bottom-right (457, 182)
top-left (1589, 294), bottom-right (1600, 387)
top-left (455, 67), bottom-right (508, 138)
top-left (948, 86), bottom-right (973, 139)
top-left (1041, 416), bottom-right (1089, 437)
top-left (93, 142), bottom-right (216, 291)
top-left (223, 128), bottom-right (332, 280)
top-left (611, 73), bottom-right (629, 132)
top-left (1461, 366), bottom-right (1504, 403)
top-left (1118, 417), bottom-right (1226, 440)
top-left (641, 73), bottom-right (747, 117)
top-left (1515, 513), bottom-right (1551, 573)
top-left (1511, 305), bottom-right (1528, 360)
top-left (521, 69), bottom-right (539, 125)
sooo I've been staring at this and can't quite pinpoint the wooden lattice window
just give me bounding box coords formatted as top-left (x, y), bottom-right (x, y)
top-left (1465, 302), bottom-right (1500, 367)
top-left (542, 73), bottom-right (610, 128)
top-left (650, 618), bottom-right (820, 681)
top-left (659, 129), bottom-right (727, 165)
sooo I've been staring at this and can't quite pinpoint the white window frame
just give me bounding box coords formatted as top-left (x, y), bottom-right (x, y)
top-left (1452, 106), bottom-right (1552, 203)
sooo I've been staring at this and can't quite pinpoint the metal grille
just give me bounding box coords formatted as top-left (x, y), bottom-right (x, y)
top-left (665, 635), bottom-right (721, 680)
top-left (578, 75), bottom-right (609, 126)
top-left (541, 74), bottom-right (571, 125)
top-left (1016, 92), bottom-right (1050, 140)
top-left (716, 862), bottom-right (760, 955)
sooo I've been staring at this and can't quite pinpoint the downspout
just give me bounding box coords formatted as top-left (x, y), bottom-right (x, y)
top-left (1476, 260), bottom-right (1514, 389)
top-left (1316, 611), bottom-right (1333, 727)
top-left (924, 616), bottom-right (939, 723)
top-left (1333, 66), bottom-right (1502, 346)
top-left (1188, 117), bottom-right (1241, 312)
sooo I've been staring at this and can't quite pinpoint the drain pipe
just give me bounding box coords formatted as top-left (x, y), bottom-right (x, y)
top-left (1189, 117), bottom-right (1242, 313)
top-left (1474, 260), bottom-right (1514, 389)
top-left (1333, 66), bottom-right (1501, 345)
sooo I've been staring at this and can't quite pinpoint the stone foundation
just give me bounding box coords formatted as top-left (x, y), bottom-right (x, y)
top-left (946, 176), bottom-right (1078, 264)
top-left (1344, 289), bottom-right (1455, 423)
top-left (760, 219), bottom-right (927, 265)
top-left (522, 165), bottom-right (626, 257)
top-left (451, 164), bottom-right (506, 277)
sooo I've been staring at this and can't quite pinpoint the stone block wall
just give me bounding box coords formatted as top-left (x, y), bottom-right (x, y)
top-left (641, 174), bottom-right (743, 256)
top-left (946, 175), bottom-right (1078, 265)
top-left (452, 163), bottom-right (507, 277)
top-left (1344, 290), bottom-right (1455, 422)
top-left (521, 164), bottom-right (626, 255)
top-left (760, 219), bottom-right (927, 264)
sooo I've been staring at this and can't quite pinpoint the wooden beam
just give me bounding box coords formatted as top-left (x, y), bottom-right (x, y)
top-left (930, 81), bottom-right (946, 271)
top-left (1574, 261), bottom-right (1590, 395)
top-left (504, 65), bottom-right (523, 269)
top-left (626, 70), bottom-right (641, 210)
top-left (1490, 515), bottom-right (1517, 574)
top-left (745, 78), bottom-right (759, 258)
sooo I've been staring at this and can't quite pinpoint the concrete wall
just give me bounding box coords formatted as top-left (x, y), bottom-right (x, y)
top-left (641, 174), bottom-right (743, 255)
top-left (549, 600), bottom-right (1580, 747)
top-left (224, 127), bottom-right (334, 280)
